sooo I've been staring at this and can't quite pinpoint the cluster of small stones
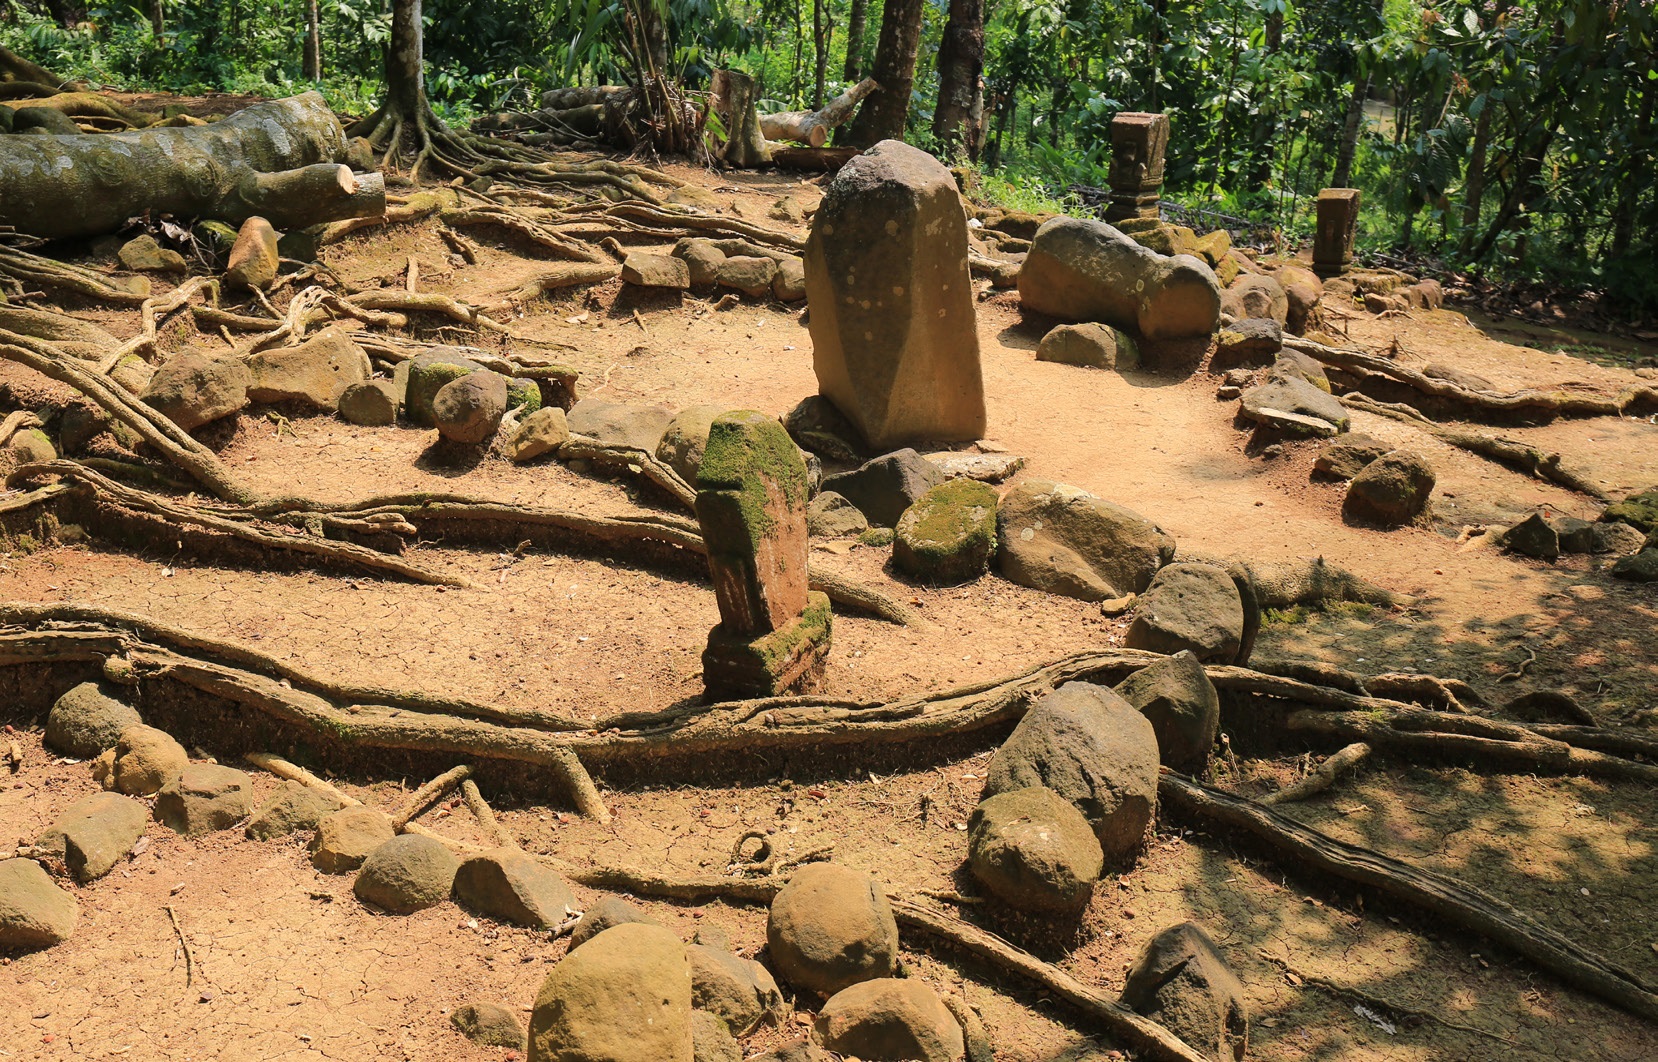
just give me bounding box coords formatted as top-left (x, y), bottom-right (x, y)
top-left (5, 677), bottom-right (1251, 1062)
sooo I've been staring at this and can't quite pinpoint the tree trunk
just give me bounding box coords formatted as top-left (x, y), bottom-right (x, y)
top-left (148, 0), bottom-right (163, 36)
top-left (843, 0), bottom-right (869, 81)
top-left (387, 0), bottom-right (425, 120)
top-left (844, 0), bottom-right (924, 147)
top-left (1611, 73), bottom-right (1654, 260)
top-left (1331, 75), bottom-right (1369, 189)
top-left (713, 69), bottom-right (770, 167)
top-left (637, 0), bottom-right (670, 83)
top-left (303, 0), bottom-right (322, 81)
top-left (1458, 101), bottom-right (1493, 256)
top-left (0, 93), bottom-right (382, 239)
top-left (811, 0), bottom-right (828, 108)
top-left (931, 0), bottom-right (984, 160)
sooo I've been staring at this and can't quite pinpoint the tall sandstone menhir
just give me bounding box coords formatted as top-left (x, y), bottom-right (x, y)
top-left (804, 140), bottom-right (987, 451)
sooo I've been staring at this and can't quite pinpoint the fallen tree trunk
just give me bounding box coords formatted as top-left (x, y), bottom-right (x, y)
top-left (1159, 772), bottom-right (1658, 1024)
top-left (0, 92), bottom-right (384, 239)
top-left (769, 146), bottom-right (861, 171)
top-left (758, 77), bottom-right (879, 147)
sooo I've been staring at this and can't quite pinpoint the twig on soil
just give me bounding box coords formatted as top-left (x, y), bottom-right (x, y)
top-left (392, 764), bottom-right (473, 831)
top-left (165, 905), bottom-right (194, 987)
top-left (1257, 952), bottom-right (1523, 1047)
top-left (1498, 649), bottom-right (1537, 683)
top-left (244, 752), bottom-right (360, 806)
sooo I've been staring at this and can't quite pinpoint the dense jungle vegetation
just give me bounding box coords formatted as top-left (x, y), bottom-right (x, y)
top-left (2, 0), bottom-right (1654, 313)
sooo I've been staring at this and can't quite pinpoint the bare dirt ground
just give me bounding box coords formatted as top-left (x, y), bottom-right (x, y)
top-left (2, 153), bottom-right (1656, 1062)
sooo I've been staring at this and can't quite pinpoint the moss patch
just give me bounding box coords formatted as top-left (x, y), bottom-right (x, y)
top-left (1602, 487), bottom-right (1658, 534)
top-left (893, 479), bottom-right (998, 585)
top-left (694, 411), bottom-right (808, 552)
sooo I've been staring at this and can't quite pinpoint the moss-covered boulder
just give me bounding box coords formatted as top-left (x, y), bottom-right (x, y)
top-left (893, 479), bottom-right (998, 585)
top-left (406, 351), bottom-right (540, 427)
top-left (1602, 487), bottom-right (1658, 534)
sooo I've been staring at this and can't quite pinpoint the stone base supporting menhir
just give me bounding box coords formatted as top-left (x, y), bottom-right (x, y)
top-left (703, 591), bottom-right (832, 699)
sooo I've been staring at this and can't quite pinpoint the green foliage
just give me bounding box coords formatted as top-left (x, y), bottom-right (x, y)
top-left (4, 0), bottom-right (1653, 312)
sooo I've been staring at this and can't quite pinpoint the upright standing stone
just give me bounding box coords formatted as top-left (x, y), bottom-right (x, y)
top-left (695, 411), bottom-right (831, 698)
top-left (1312, 188), bottom-right (1361, 277)
top-left (1105, 113), bottom-right (1171, 223)
top-left (804, 140), bottom-right (985, 450)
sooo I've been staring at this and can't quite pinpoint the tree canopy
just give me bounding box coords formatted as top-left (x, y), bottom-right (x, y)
top-left (2, 0), bottom-right (1653, 310)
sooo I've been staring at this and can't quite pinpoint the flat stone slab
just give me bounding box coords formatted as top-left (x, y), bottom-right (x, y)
top-left (923, 451), bottom-right (1027, 483)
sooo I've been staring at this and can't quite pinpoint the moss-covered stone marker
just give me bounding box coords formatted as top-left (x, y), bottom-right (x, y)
top-left (694, 410), bottom-right (830, 698)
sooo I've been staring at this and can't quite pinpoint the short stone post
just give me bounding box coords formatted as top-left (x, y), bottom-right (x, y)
top-left (695, 410), bottom-right (832, 699)
top-left (1312, 188), bottom-right (1361, 277)
top-left (1104, 112), bottom-right (1170, 223)
top-left (804, 139), bottom-right (986, 451)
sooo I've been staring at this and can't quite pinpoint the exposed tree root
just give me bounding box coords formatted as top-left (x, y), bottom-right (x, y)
top-left (0, 245), bottom-right (152, 306)
top-left (9, 460), bottom-right (470, 587)
top-left (1284, 708), bottom-right (1658, 785)
top-left (392, 764), bottom-right (472, 830)
top-left (1286, 335), bottom-right (1658, 425)
top-left (1342, 393), bottom-right (1610, 499)
top-left (1160, 772), bottom-right (1658, 1024)
top-left (0, 340), bottom-right (254, 503)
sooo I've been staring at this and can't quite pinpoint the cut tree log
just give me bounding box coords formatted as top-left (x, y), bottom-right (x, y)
top-left (712, 69), bottom-right (771, 168)
top-left (758, 77), bottom-right (880, 147)
top-left (0, 92), bottom-right (385, 240)
top-left (769, 146), bottom-right (861, 172)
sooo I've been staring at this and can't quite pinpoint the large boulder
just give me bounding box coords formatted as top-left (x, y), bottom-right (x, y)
top-left (1036, 322), bottom-right (1138, 370)
top-left (968, 786), bottom-right (1104, 912)
top-left (153, 763), bottom-right (256, 837)
top-left (1238, 373), bottom-right (1349, 435)
top-left (454, 848), bottom-right (578, 928)
top-left (1343, 450), bottom-right (1436, 528)
top-left (983, 682), bottom-right (1159, 862)
top-left (1114, 651), bottom-right (1220, 770)
top-left (804, 139), bottom-right (986, 449)
top-left (310, 805), bottom-right (395, 874)
top-left (996, 480), bottom-right (1175, 601)
top-left (1124, 562), bottom-right (1245, 663)
top-left (529, 923), bottom-right (694, 1062)
top-left (1221, 274), bottom-right (1289, 327)
top-left (337, 379), bottom-right (400, 426)
top-left (1602, 487), bottom-right (1658, 534)
top-left (1018, 216), bottom-right (1220, 339)
top-left (820, 449), bottom-right (946, 528)
top-left (1312, 433), bottom-right (1391, 480)
top-left (246, 327), bottom-right (371, 409)
top-left (109, 724), bottom-right (188, 796)
top-left (656, 404), bottom-right (728, 484)
top-left (815, 979), bottom-right (966, 1062)
top-left (45, 681), bottom-right (141, 758)
top-left (807, 491), bottom-right (869, 538)
top-left (1278, 265), bottom-right (1323, 334)
top-left (766, 862), bottom-right (899, 997)
top-left (354, 834), bottom-right (461, 914)
top-left (245, 779), bottom-right (345, 841)
top-left (783, 395), bottom-right (866, 462)
top-left (569, 895), bottom-right (661, 951)
top-left (142, 352), bottom-right (251, 431)
top-left (405, 350), bottom-right (483, 426)
top-left (0, 858), bottom-right (79, 951)
top-left (511, 406), bottom-right (572, 463)
top-left (566, 397), bottom-right (675, 452)
top-left (452, 1001), bottom-right (526, 1050)
top-left (433, 369), bottom-right (508, 445)
top-left (1612, 549), bottom-right (1658, 583)
top-left (893, 479), bottom-right (998, 585)
top-left (1212, 318), bottom-right (1281, 369)
top-left (33, 792), bottom-right (147, 882)
top-left (687, 943), bottom-right (787, 1034)
top-left (1120, 923), bottom-right (1249, 1062)
top-left (692, 1010), bottom-right (742, 1062)
top-left (622, 251), bottom-right (691, 289)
